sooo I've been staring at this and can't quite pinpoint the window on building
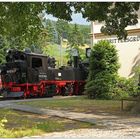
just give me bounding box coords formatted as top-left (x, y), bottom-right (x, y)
top-left (32, 57), bottom-right (42, 68)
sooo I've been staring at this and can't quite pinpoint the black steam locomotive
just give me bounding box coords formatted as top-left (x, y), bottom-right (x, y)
top-left (0, 48), bottom-right (90, 98)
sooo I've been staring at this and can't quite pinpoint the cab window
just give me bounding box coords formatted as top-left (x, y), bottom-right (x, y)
top-left (32, 57), bottom-right (42, 68)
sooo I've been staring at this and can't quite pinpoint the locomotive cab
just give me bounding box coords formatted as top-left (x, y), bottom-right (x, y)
top-left (26, 53), bottom-right (48, 83)
top-left (0, 49), bottom-right (56, 98)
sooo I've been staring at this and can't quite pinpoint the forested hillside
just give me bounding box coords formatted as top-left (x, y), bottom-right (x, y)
top-left (0, 19), bottom-right (90, 65)
top-left (43, 19), bottom-right (90, 45)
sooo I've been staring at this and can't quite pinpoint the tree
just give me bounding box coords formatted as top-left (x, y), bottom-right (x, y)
top-left (40, 19), bottom-right (57, 44)
top-left (0, 2), bottom-right (139, 50)
top-left (0, 2), bottom-right (139, 63)
top-left (0, 3), bottom-right (47, 47)
top-left (66, 24), bottom-right (85, 59)
top-left (78, 25), bottom-right (90, 45)
top-left (68, 24), bottom-right (84, 47)
top-left (56, 19), bottom-right (70, 44)
top-left (0, 2), bottom-right (139, 46)
top-left (46, 2), bottom-right (140, 39)
top-left (85, 40), bottom-right (120, 99)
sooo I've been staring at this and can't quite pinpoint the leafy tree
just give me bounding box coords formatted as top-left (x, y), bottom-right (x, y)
top-left (85, 40), bottom-right (120, 99)
top-left (46, 2), bottom-right (140, 39)
top-left (0, 3), bottom-right (46, 47)
top-left (0, 2), bottom-right (139, 46)
top-left (0, 3), bottom-right (47, 63)
top-left (0, 2), bottom-right (139, 63)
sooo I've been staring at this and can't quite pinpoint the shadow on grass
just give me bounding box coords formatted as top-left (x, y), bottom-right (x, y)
top-left (0, 108), bottom-right (94, 138)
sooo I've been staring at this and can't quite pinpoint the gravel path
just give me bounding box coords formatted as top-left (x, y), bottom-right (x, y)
top-left (28, 127), bottom-right (140, 138)
top-left (26, 116), bottom-right (140, 139)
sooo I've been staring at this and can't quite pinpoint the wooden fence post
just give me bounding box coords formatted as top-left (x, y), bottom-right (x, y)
top-left (121, 99), bottom-right (123, 111)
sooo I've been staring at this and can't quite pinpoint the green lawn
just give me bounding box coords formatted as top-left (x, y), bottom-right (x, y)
top-left (18, 96), bottom-right (132, 115)
top-left (0, 108), bottom-right (93, 138)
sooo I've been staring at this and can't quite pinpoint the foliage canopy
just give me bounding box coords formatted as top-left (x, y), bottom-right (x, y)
top-left (0, 2), bottom-right (139, 44)
top-left (46, 2), bottom-right (140, 39)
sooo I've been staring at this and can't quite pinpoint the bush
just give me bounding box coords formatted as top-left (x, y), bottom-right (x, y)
top-left (128, 66), bottom-right (140, 113)
top-left (112, 76), bottom-right (138, 99)
top-left (0, 117), bottom-right (8, 137)
top-left (85, 40), bottom-right (120, 99)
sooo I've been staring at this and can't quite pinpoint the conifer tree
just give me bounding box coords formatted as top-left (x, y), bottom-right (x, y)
top-left (85, 40), bottom-right (120, 99)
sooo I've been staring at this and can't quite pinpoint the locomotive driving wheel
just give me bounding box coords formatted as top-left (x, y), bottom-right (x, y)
top-left (44, 84), bottom-right (56, 97)
top-left (61, 84), bottom-right (74, 96)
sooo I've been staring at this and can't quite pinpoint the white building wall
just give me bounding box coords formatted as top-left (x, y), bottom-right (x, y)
top-left (91, 19), bottom-right (140, 78)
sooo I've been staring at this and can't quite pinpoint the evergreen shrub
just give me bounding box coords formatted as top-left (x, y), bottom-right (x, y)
top-left (85, 40), bottom-right (120, 99)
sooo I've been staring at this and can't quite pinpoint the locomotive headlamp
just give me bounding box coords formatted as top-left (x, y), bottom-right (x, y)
top-left (6, 50), bottom-right (9, 53)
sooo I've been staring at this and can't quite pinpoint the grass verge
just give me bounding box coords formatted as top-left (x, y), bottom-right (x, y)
top-left (18, 96), bottom-right (131, 115)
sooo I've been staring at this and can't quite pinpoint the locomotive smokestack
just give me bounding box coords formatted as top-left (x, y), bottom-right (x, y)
top-left (73, 56), bottom-right (78, 68)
